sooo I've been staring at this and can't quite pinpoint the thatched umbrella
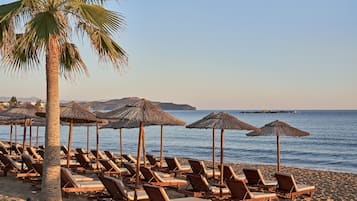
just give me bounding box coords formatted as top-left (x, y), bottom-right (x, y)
top-left (0, 103), bottom-right (42, 153)
top-left (37, 101), bottom-right (98, 168)
top-left (186, 112), bottom-right (218, 177)
top-left (187, 112), bottom-right (257, 196)
top-left (100, 98), bottom-right (185, 200)
top-left (246, 120), bottom-right (309, 172)
top-left (97, 102), bottom-right (185, 168)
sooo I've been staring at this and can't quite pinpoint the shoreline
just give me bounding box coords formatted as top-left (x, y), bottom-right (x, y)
top-left (1, 159), bottom-right (356, 200)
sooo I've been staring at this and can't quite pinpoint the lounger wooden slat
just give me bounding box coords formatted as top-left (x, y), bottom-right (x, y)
top-left (144, 184), bottom-right (211, 201)
top-left (99, 174), bottom-right (149, 201)
top-left (275, 172), bottom-right (315, 199)
top-left (226, 179), bottom-right (278, 201)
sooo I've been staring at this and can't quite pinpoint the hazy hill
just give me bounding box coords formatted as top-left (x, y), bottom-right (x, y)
top-left (78, 97), bottom-right (196, 111)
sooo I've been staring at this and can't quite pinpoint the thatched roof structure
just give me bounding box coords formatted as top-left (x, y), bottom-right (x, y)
top-left (187, 112), bottom-right (257, 130)
top-left (246, 120), bottom-right (309, 137)
top-left (97, 99), bottom-right (185, 126)
top-left (36, 101), bottom-right (98, 123)
top-left (0, 103), bottom-right (43, 119)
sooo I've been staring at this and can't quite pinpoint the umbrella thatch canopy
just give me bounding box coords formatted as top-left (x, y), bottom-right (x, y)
top-left (186, 112), bottom-right (257, 196)
top-left (103, 98), bottom-right (185, 199)
top-left (99, 99), bottom-right (185, 167)
top-left (0, 103), bottom-right (43, 153)
top-left (247, 120), bottom-right (309, 171)
top-left (37, 101), bottom-right (99, 168)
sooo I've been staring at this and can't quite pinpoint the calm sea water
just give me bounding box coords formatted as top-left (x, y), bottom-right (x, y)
top-left (1, 110), bottom-right (356, 174)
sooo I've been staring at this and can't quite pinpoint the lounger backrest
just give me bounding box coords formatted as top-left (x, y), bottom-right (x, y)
top-left (75, 154), bottom-right (91, 168)
top-left (140, 166), bottom-right (157, 182)
top-left (99, 174), bottom-right (128, 200)
top-left (61, 146), bottom-right (69, 155)
top-left (223, 165), bottom-right (237, 181)
top-left (188, 159), bottom-right (205, 176)
top-left (243, 168), bottom-right (264, 185)
top-left (1, 154), bottom-right (20, 170)
top-left (104, 151), bottom-right (115, 160)
top-left (123, 154), bottom-right (137, 163)
top-left (226, 179), bottom-right (253, 199)
top-left (27, 147), bottom-right (42, 160)
top-left (99, 159), bottom-right (120, 172)
top-left (32, 163), bottom-right (43, 175)
top-left (143, 184), bottom-right (170, 201)
top-left (123, 162), bottom-right (137, 176)
top-left (91, 150), bottom-right (107, 160)
top-left (165, 157), bottom-right (176, 171)
top-left (0, 145), bottom-right (8, 154)
top-left (22, 154), bottom-right (35, 171)
top-left (61, 167), bottom-right (80, 187)
top-left (0, 141), bottom-right (8, 148)
top-left (187, 174), bottom-right (211, 192)
top-left (275, 173), bottom-right (297, 193)
top-left (146, 154), bottom-right (158, 166)
top-left (76, 148), bottom-right (86, 154)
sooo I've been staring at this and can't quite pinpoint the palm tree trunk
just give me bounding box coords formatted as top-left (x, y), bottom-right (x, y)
top-left (40, 35), bottom-right (62, 201)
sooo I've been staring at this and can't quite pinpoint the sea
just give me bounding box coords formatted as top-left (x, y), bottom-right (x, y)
top-left (1, 110), bottom-right (356, 174)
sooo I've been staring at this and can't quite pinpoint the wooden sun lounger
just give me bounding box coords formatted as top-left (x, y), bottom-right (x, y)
top-left (222, 165), bottom-right (246, 182)
top-left (226, 179), bottom-right (278, 201)
top-left (27, 147), bottom-right (42, 161)
top-left (275, 172), bottom-right (316, 199)
top-left (99, 174), bottom-right (149, 200)
top-left (61, 167), bottom-right (104, 193)
top-left (243, 168), bottom-right (277, 190)
top-left (91, 150), bottom-right (109, 160)
top-left (99, 159), bottom-right (129, 176)
top-left (144, 184), bottom-right (211, 201)
top-left (122, 154), bottom-right (139, 164)
top-left (188, 159), bottom-right (220, 179)
top-left (184, 174), bottom-right (230, 198)
top-left (0, 153), bottom-right (36, 178)
top-left (0, 145), bottom-right (9, 155)
top-left (140, 166), bottom-right (187, 188)
top-left (75, 153), bottom-right (95, 170)
top-left (104, 150), bottom-right (122, 163)
top-left (147, 154), bottom-right (168, 169)
top-left (165, 157), bottom-right (192, 175)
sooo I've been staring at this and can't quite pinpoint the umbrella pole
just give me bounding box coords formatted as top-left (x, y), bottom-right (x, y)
top-left (36, 126), bottom-right (39, 147)
top-left (212, 128), bottom-right (215, 179)
top-left (220, 129), bottom-right (224, 197)
top-left (160, 125), bottom-right (163, 168)
top-left (67, 120), bottom-right (73, 168)
top-left (96, 123), bottom-right (99, 170)
top-left (9, 123), bottom-right (13, 155)
top-left (120, 128), bottom-right (123, 163)
top-left (22, 118), bottom-right (27, 153)
top-left (15, 123), bottom-right (17, 147)
top-left (142, 129), bottom-right (146, 167)
top-left (135, 122), bottom-right (144, 201)
top-left (87, 126), bottom-right (90, 157)
top-left (277, 135), bottom-right (280, 172)
top-left (29, 119), bottom-right (32, 148)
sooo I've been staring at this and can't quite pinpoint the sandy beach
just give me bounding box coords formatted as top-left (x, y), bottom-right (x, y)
top-left (0, 159), bottom-right (356, 201)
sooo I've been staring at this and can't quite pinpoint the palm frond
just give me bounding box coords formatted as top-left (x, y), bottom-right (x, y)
top-left (71, 3), bottom-right (125, 35)
top-left (78, 22), bottom-right (127, 69)
top-left (1, 33), bottom-right (40, 73)
top-left (59, 42), bottom-right (89, 79)
top-left (25, 9), bottom-right (68, 45)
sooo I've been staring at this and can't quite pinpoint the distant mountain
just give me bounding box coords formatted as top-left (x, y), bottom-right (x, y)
top-left (0, 96), bottom-right (42, 102)
top-left (78, 97), bottom-right (196, 111)
top-left (0, 96), bottom-right (196, 110)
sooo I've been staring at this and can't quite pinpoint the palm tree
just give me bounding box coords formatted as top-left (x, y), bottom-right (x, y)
top-left (0, 1), bottom-right (127, 200)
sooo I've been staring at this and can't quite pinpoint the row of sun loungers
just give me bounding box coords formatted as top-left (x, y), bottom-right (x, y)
top-left (0, 142), bottom-right (315, 200)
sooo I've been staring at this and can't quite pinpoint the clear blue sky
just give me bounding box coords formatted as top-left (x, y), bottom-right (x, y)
top-left (0, 0), bottom-right (356, 109)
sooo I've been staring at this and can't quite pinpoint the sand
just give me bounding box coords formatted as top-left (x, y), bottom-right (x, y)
top-left (0, 160), bottom-right (356, 201)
